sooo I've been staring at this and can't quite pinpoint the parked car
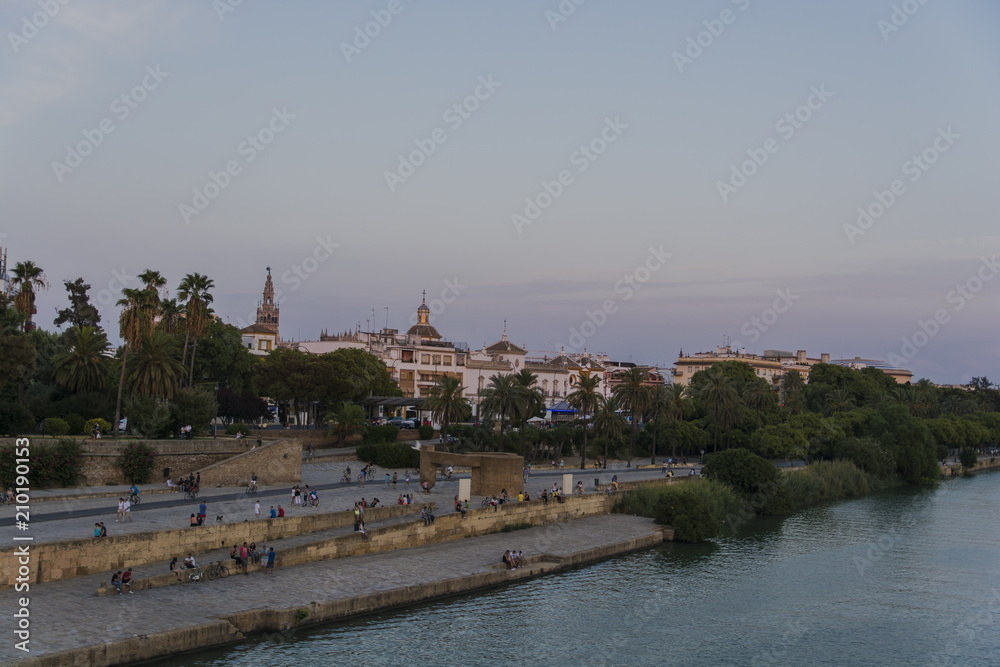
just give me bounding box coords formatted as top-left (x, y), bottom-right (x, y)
top-left (401, 419), bottom-right (417, 429)
top-left (386, 418), bottom-right (407, 427)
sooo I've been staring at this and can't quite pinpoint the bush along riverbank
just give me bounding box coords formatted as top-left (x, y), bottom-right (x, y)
top-left (615, 447), bottom-right (907, 542)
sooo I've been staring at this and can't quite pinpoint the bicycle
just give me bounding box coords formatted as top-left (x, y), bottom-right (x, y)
top-left (128, 493), bottom-right (141, 506)
top-left (365, 467), bottom-right (377, 481)
top-left (206, 560), bottom-right (230, 580)
top-left (245, 484), bottom-right (257, 496)
top-left (341, 469), bottom-right (352, 484)
top-left (185, 489), bottom-right (199, 501)
top-left (187, 566), bottom-right (205, 582)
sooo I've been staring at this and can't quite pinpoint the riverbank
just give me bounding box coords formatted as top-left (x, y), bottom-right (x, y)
top-left (5, 514), bottom-right (666, 666)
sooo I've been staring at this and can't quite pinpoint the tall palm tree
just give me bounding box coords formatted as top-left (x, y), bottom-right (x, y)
top-left (826, 388), bottom-right (855, 415)
top-left (593, 394), bottom-right (627, 463)
top-left (698, 370), bottom-right (740, 453)
top-left (646, 383), bottom-right (670, 465)
top-left (612, 367), bottom-right (649, 466)
top-left (744, 379), bottom-right (776, 427)
top-left (324, 401), bottom-right (367, 447)
top-left (10, 261), bottom-right (48, 331)
top-left (425, 375), bottom-right (471, 450)
top-left (780, 370), bottom-right (805, 414)
top-left (157, 298), bottom-right (184, 335)
top-left (567, 374), bottom-right (601, 469)
top-left (665, 383), bottom-right (690, 460)
top-left (479, 373), bottom-right (522, 448)
top-left (138, 269), bottom-right (168, 314)
top-left (177, 273), bottom-right (214, 388)
top-left (51, 325), bottom-right (111, 393)
top-left (126, 329), bottom-right (186, 399)
top-left (512, 369), bottom-right (545, 457)
top-left (113, 287), bottom-right (157, 437)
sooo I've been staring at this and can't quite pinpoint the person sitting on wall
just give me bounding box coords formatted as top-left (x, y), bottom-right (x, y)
top-left (189, 513), bottom-right (198, 527)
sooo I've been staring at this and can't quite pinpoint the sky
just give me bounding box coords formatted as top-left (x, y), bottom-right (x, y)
top-left (2, 0), bottom-right (998, 384)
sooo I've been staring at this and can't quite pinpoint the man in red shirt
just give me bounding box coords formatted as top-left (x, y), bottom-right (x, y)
top-left (277, 505), bottom-right (285, 518)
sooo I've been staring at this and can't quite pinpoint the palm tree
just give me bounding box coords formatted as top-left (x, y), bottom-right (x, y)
top-left (51, 326), bottom-right (111, 393)
top-left (665, 383), bottom-right (690, 460)
top-left (646, 383), bottom-right (670, 465)
top-left (593, 394), bottom-right (627, 463)
top-left (698, 370), bottom-right (740, 453)
top-left (138, 269), bottom-right (168, 314)
top-left (512, 369), bottom-right (545, 457)
top-left (780, 370), bottom-right (805, 414)
top-left (567, 374), bottom-right (601, 469)
top-left (157, 298), bottom-right (184, 335)
top-left (612, 367), bottom-right (649, 466)
top-left (826, 388), bottom-right (855, 415)
top-left (479, 373), bottom-right (522, 446)
top-left (126, 329), bottom-right (186, 399)
top-left (10, 261), bottom-right (48, 331)
top-left (744, 379), bottom-right (776, 427)
top-left (324, 402), bottom-right (367, 447)
top-left (177, 273), bottom-right (215, 388)
top-left (425, 375), bottom-right (471, 450)
top-left (113, 287), bottom-right (157, 437)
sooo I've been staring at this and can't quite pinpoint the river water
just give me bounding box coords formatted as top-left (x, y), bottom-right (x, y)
top-left (160, 473), bottom-right (1000, 666)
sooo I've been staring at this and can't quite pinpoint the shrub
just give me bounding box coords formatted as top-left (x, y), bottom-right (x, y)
top-left (960, 447), bottom-right (978, 470)
top-left (779, 460), bottom-right (876, 511)
top-left (125, 395), bottom-right (173, 439)
top-left (829, 436), bottom-right (895, 480)
top-left (418, 424), bottom-right (434, 440)
top-left (0, 438), bottom-right (83, 488)
top-left (702, 448), bottom-right (778, 503)
top-left (0, 403), bottom-right (35, 437)
top-left (43, 417), bottom-right (70, 437)
top-left (362, 424), bottom-right (401, 444)
top-left (84, 417), bottom-right (113, 438)
top-left (65, 413), bottom-right (86, 436)
top-left (613, 480), bottom-right (742, 543)
top-left (226, 422), bottom-right (254, 436)
top-left (355, 441), bottom-right (418, 469)
top-left (117, 442), bottom-right (158, 484)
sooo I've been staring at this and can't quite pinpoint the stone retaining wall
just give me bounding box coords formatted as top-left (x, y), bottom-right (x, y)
top-left (196, 439), bottom-right (301, 487)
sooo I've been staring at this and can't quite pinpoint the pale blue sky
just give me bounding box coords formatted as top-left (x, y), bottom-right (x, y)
top-left (2, 0), bottom-right (998, 382)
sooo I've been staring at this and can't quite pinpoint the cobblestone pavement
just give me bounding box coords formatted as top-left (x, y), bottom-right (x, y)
top-left (0, 462), bottom-right (673, 545)
top-left (0, 514), bottom-right (658, 663)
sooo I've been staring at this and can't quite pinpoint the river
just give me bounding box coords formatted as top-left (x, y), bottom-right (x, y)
top-left (157, 472), bottom-right (1000, 666)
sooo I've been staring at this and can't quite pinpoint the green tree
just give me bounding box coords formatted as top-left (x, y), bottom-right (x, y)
top-left (169, 387), bottom-right (217, 436)
top-left (177, 272), bottom-right (214, 388)
top-left (646, 383), bottom-right (670, 465)
top-left (743, 378), bottom-right (776, 428)
top-left (113, 287), bottom-right (156, 437)
top-left (612, 367), bottom-right (649, 466)
top-left (780, 370), bottom-right (806, 414)
top-left (480, 373), bottom-right (522, 440)
top-left (50, 326), bottom-right (111, 393)
top-left (512, 369), bottom-right (545, 457)
top-left (959, 446), bottom-right (978, 470)
top-left (702, 447), bottom-right (779, 509)
top-left (425, 375), bottom-right (471, 450)
top-left (666, 383), bottom-right (691, 460)
top-left (567, 374), bottom-right (601, 469)
top-left (697, 370), bottom-right (741, 452)
top-left (53, 278), bottom-right (100, 329)
top-left (10, 261), bottom-right (48, 331)
top-left (324, 401), bottom-right (368, 447)
top-left (593, 394), bottom-right (627, 463)
top-left (126, 329), bottom-right (186, 399)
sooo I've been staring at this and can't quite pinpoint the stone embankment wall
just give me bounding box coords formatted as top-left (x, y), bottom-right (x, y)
top-left (941, 457), bottom-right (1000, 477)
top-left (195, 439), bottom-right (301, 487)
top-left (0, 504), bottom-right (421, 588)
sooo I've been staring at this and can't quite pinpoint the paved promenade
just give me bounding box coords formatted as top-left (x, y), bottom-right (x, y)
top-left (0, 460), bottom-right (677, 545)
top-left (0, 514), bottom-right (659, 664)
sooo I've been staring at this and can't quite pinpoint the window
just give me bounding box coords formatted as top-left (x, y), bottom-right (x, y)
top-left (421, 354), bottom-right (430, 364)
top-left (443, 355), bottom-right (452, 366)
top-left (400, 370), bottom-right (414, 381)
top-left (432, 355), bottom-right (441, 365)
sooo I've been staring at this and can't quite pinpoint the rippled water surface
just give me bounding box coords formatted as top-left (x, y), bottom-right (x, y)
top-left (161, 473), bottom-right (1000, 666)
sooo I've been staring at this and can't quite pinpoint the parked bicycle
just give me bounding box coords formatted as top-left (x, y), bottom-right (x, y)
top-left (206, 560), bottom-right (230, 579)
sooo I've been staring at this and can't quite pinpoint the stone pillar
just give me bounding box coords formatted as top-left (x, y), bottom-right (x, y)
top-left (458, 478), bottom-right (471, 502)
top-left (562, 473), bottom-right (573, 495)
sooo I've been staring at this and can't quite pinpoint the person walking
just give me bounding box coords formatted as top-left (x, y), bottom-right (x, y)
top-left (122, 497), bottom-right (133, 522)
top-left (392, 472), bottom-right (398, 489)
top-left (254, 501), bottom-right (261, 520)
top-left (404, 471), bottom-right (410, 487)
top-left (115, 498), bottom-right (124, 523)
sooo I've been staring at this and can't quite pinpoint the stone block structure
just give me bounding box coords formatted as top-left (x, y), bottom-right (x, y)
top-left (419, 446), bottom-right (523, 496)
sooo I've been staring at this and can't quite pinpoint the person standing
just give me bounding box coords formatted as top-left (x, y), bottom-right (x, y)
top-left (392, 472), bottom-right (398, 489)
top-left (240, 542), bottom-right (249, 575)
top-left (122, 497), bottom-right (133, 522)
top-left (265, 547), bottom-right (275, 574)
top-left (254, 501), bottom-right (261, 520)
top-left (198, 501), bottom-right (207, 524)
top-left (404, 471), bottom-right (410, 487)
top-left (115, 498), bottom-right (124, 523)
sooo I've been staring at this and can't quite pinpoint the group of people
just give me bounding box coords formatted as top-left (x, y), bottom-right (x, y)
top-left (189, 501), bottom-right (208, 526)
top-left (290, 485), bottom-right (318, 507)
top-left (384, 471), bottom-right (407, 488)
top-left (110, 568), bottom-right (132, 594)
top-left (396, 494), bottom-right (416, 505)
top-left (502, 549), bottom-right (526, 570)
top-left (93, 522), bottom-right (107, 537)
top-left (115, 493), bottom-right (134, 522)
top-left (353, 502), bottom-right (368, 538)
top-left (229, 541), bottom-right (271, 574)
top-left (177, 473), bottom-right (200, 495)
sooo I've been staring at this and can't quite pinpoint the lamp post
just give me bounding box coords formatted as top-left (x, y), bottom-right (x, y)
top-left (213, 383), bottom-right (220, 440)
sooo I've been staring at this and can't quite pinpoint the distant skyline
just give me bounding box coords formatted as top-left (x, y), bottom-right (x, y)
top-left (3, 0), bottom-right (998, 384)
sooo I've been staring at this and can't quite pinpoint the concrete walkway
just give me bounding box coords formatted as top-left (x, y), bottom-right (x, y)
top-left (0, 514), bottom-right (660, 663)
